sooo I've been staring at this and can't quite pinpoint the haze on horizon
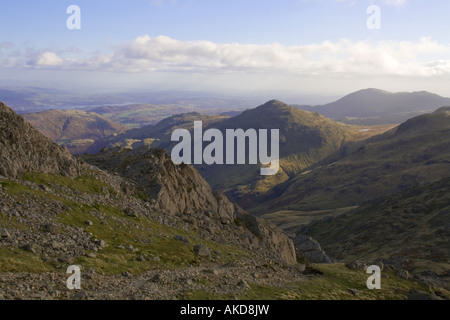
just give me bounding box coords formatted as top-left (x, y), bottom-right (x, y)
top-left (1, 0), bottom-right (450, 99)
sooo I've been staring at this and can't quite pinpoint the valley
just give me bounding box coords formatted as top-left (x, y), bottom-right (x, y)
top-left (1, 89), bottom-right (449, 300)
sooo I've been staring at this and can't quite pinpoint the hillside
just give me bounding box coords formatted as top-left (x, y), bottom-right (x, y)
top-left (0, 102), bottom-right (300, 298)
top-left (23, 109), bottom-right (129, 155)
top-left (85, 104), bottom-right (198, 128)
top-left (296, 89), bottom-right (450, 125)
top-left (304, 177), bottom-right (450, 283)
top-left (96, 100), bottom-right (382, 208)
top-left (196, 100), bottom-right (363, 207)
top-left (252, 107), bottom-right (450, 214)
top-left (87, 112), bottom-right (230, 153)
top-left (0, 101), bottom-right (445, 300)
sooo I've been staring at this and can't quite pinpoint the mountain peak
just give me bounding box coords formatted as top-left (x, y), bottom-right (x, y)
top-left (260, 99), bottom-right (290, 109)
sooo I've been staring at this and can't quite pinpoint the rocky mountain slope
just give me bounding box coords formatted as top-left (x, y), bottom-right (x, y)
top-left (0, 101), bottom-right (306, 299)
top-left (82, 146), bottom-right (296, 265)
top-left (0, 103), bottom-right (84, 178)
top-left (23, 109), bottom-right (129, 155)
top-left (296, 89), bottom-right (450, 125)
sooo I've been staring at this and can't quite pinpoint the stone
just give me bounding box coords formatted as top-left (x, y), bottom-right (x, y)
top-left (85, 220), bottom-right (93, 226)
top-left (193, 244), bottom-right (211, 257)
top-left (22, 243), bottom-right (38, 254)
top-left (348, 288), bottom-right (360, 296)
top-left (43, 223), bottom-right (60, 235)
top-left (174, 235), bottom-right (189, 244)
top-left (95, 239), bottom-right (107, 248)
top-left (38, 184), bottom-right (50, 192)
top-left (345, 261), bottom-right (368, 271)
top-left (396, 269), bottom-right (410, 280)
top-left (0, 228), bottom-right (10, 238)
top-left (137, 254), bottom-right (147, 262)
top-left (237, 279), bottom-right (251, 290)
top-left (124, 208), bottom-right (138, 218)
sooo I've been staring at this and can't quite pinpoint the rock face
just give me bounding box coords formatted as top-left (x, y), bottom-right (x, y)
top-left (83, 146), bottom-right (297, 265)
top-left (0, 102), bottom-right (83, 178)
top-left (294, 234), bottom-right (332, 264)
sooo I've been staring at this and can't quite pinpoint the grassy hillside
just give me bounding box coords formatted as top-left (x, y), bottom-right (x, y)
top-left (305, 178), bottom-right (450, 278)
top-left (252, 107), bottom-right (450, 214)
top-left (24, 109), bottom-right (129, 155)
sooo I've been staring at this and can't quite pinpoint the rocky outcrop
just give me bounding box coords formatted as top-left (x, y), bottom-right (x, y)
top-left (294, 234), bottom-right (332, 264)
top-left (0, 102), bottom-right (84, 178)
top-left (236, 207), bottom-right (297, 265)
top-left (83, 146), bottom-right (297, 265)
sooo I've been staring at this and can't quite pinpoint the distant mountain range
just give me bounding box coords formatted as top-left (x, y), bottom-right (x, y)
top-left (0, 86), bottom-right (258, 114)
top-left (293, 89), bottom-right (450, 125)
top-left (23, 109), bottom-right (129, 155)
top-left (93, 100), bottom-right (392, 208)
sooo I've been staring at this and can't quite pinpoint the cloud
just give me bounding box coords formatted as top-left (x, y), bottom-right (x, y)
top-left (2, 35), bottom-right (450, 78)
top-left (27, 51), bottom-right (65, 67)
top-left (0, 42), bottom-right (14, 50)
top-left (95, 35), bottom-right (450, 77)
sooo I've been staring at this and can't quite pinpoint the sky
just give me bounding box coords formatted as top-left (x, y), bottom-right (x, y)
top-left (0, 0), bottom-right (449, 100)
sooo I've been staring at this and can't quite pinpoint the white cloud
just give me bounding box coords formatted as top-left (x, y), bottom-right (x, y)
top-left (2, 35), bottom-right (450, 79)
top-left (90, 35), bottom-right (450, 78)
top-left (29, 51), bottom-right (65, 67)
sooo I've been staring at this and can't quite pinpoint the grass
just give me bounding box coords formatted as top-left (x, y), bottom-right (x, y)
top-left (260, 207), bottom-right (357, 233)
top-left (242, 264), bottom-right (437, 300)
top-left (0, 247), bottom-right (55, 273)
top-left (1, 172), bottom-right (252, 276)
top-left (22, 172), bottom-right (115, 195)
top-left (180, 263), bottom-right (437, 300)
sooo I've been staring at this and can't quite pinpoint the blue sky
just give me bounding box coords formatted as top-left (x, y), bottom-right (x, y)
top-left (1, 0), bottom-right (450, 98)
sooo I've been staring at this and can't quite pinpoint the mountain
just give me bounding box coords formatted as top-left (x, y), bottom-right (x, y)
top-left (253, 106), bottom-right (450, 215)
top-left (304, 177), bottom-right (450, 280)
top-left (196, 100), bottom-right (364, 206)
top-left (23, 109), bottom-right (129, 155)
top-left (0, 86), bottom-right (257, 115)
top-left (296, 89), bottom-right (450, 125)
top-left (0, 101), bottom-right (445, 299)
top-left (0, 102), bottom-right (299, 298)
top-left (0, 103), bottom-right (84, 178)
top-left (255, 106), bottom-right (450, 290)
top-left (86, 112), bottom-right (230, 153)
top-left (92, 100), bottom-right (390, 209)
